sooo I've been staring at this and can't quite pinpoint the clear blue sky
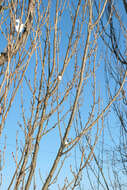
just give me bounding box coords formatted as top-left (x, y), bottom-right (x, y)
top-left (0, 1), bottom-right (126, 189)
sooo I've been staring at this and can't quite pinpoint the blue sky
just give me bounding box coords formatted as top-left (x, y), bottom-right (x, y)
top-left (0, 0), bottom-right (127, 189)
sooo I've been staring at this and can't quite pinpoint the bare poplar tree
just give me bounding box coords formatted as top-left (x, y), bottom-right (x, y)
top-left (0, 0), bottom-right (126, 189)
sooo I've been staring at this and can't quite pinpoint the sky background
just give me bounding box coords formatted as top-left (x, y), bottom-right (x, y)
top-left (0, 0), bottom-right (126, 189)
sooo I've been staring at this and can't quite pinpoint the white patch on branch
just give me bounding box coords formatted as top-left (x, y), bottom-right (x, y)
top-left (15, 19), bottom-right (25, 33)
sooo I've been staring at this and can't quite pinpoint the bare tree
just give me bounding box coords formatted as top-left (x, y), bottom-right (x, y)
top-left (91, 0), bottom-right (127, 189)
top-left (0, 0), bottom-right (126, 189)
